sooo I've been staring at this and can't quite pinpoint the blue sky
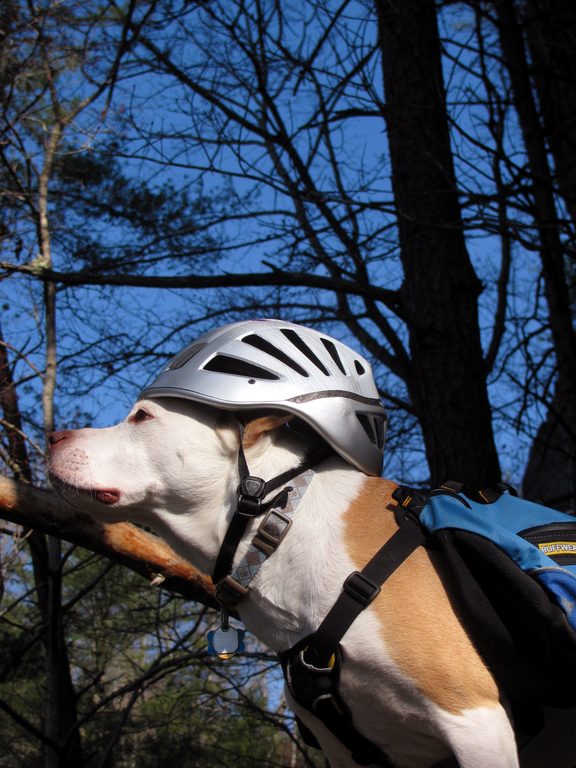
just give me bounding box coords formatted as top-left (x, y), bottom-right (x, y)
top-left (0, 0), bottom-right (553, 491)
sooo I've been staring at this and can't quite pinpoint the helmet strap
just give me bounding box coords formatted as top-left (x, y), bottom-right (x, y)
top-left (216, 467), bottom-right (316, 609)
top-left (211, 423), bottom-right (331, 587)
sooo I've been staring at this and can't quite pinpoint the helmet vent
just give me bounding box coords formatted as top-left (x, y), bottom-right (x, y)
top-left (242, 334), bottom-right (309, 377)
top-left (168, 343), bottom-right (207, 370)
top-left (280, 328), bottom-right (330, 375)
top-left (203, 354), bottom-right (280, 380)
top-left (357, 414), bottom-right (386, 449)
top-left (320, 338), bottom-right (346, 374)
top-left (354, 360), bottom-right (366, 375)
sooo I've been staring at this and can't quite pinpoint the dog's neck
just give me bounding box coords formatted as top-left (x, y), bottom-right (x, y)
top-left (140, 415), bottom-right (365, 652)
top-left (232, 427), bottom-right (366, 651)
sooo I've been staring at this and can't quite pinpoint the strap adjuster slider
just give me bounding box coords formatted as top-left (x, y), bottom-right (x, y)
top-left (343, 571), bottom-right (381, 607)
top-left (253, 509), bottom-right (292, 556)
top-left (216, 575), bottom-right (250, 608)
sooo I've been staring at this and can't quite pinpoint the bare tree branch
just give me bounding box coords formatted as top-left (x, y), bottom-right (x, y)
top-left (0, 262), bottom-right (403, 314)
top-left (0, 475), bottom-right (217, 608)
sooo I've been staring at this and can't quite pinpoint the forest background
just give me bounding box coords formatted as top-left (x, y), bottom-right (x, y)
top-left (0, 0), bottom-right (575, 765)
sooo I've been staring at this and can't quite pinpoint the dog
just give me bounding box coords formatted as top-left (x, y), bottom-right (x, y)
top-left (47, 395), bottom-right (576, 768)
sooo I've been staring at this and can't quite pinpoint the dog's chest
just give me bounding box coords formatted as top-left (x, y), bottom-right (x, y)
top-left (235, 467), bottom-right (366, 644)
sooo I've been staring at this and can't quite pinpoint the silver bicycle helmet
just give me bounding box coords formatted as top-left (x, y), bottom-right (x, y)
top-left (141, 319), bottom-right (387, 475)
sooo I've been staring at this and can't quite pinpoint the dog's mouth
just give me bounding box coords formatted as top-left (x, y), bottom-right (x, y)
top-left (49, 472), bottom-right (122, 506)
top-left (92, 488), bottom-right (122, 505)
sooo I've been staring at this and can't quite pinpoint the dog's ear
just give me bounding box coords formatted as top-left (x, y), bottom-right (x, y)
top-left (242, 415), bottom-right (293, 449)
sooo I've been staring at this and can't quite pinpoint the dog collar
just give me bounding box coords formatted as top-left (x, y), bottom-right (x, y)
top-left (211, 421), bottom-right (331, 586)
top-left (215, 469), bottom-right (315, 609)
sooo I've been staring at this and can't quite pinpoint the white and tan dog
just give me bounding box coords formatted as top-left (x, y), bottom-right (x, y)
top-left (48, 398), bottom-right (576, 768)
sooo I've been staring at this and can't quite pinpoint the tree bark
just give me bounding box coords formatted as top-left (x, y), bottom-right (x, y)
top-left (375, 0), bottom-right (501, 486)
top-left (522, 375), bottom-right (576, 511)
top-left (523, 0), bottom-right (576, 231)
top-left (521, 0), bottom-right (576, 511)
top-left (494, 0), bottom-right (576, 509)
top-left (1, 320), bottom-right (85, 764)
top-left (27, 533), bottom-right (86, 768)
top-left (0, 475), bottom-right (217, 607)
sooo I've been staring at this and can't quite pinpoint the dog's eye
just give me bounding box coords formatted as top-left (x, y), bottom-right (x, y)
top-left (131, 408), bottom-right (152, 424)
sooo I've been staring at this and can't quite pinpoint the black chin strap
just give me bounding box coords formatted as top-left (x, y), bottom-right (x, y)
top-left (211, 432), bottom-right (332, 586)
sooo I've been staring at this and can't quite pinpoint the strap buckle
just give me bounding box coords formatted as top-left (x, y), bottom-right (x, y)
top-left (285, 647), bottom-right (338, 710)
top-left (216, 575), bottom-right (250, 608)
top-left (253, 509), bottom-right (292, 556)
top-left (343, 571), bottom-right (381, 607)
top-left (237, 476), bottom-right (266, 516)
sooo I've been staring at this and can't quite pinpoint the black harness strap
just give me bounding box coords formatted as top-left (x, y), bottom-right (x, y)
top-left (280, 508), bottom-right (427, 767)
top-left (212, 440), bottom-right (332, 585)
top-left (212, 479), bottom-right (286, 585)
top-left (307, 511), bottom-right (425, 666)
top-left (283, 643), bottom-right (394, 767)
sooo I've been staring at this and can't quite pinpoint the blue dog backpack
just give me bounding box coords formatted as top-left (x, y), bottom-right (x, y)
top-left (393, 482), bottom-right (576, 731)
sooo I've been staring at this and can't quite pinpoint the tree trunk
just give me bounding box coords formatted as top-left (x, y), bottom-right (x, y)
top-left (523, 0), bottom-right (576, 231)
top-left (375, 0), bottom-right (501, 487)
top-left (0, 324), bottom-right (85, 765)
top-left (28, 534), bottom-right (86, 768)
top-left (495, 0), bottom-right (576, 509)
top-left (521, 0), bottom-right (576, 511)
top-left (522, 375), bottom-right (576, 511)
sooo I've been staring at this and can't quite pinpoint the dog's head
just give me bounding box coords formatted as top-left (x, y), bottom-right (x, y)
top-left (49, 398), bottom-right (233, 515)
top-left (48, 397), bottom-right (296, 565)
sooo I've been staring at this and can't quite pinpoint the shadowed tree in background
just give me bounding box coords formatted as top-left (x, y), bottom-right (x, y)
top-left (501, 0), bottom-right (576, 508)
top-left (375, 0), bottom-right (501, 486)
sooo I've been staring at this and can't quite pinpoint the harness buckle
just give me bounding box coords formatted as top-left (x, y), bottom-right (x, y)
top-left (237, 475), bottom-right (266, 516)
top-left (283, 642), bottom-right (393, 767)
top-left (285, 647), bottom-right (338, 711)
top-left (216, 575), bottom-right (250, 608)
top-left (343, 571), bottom-right (381, 607)
top-left (253, 509), bottom-right (292, 556)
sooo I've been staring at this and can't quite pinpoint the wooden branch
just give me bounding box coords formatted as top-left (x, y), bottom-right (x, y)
top-left (0, 475), bottom-right (217, 608)
top-left (0, 262), bottom-right (401, 312)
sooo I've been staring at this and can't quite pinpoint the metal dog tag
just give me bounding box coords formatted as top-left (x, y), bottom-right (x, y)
top-left (208, 609), bottom-right (245, 660)
top-left (207, 626), bottom-right (245, 660)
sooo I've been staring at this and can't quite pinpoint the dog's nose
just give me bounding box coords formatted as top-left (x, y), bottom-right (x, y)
top-left (49, 430), bottom-right (74, 446)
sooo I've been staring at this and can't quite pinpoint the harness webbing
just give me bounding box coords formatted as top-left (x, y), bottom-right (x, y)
top-left (280, 507), bottom-right (426, 767)
top-left (283, 641), bottom-right (394, 768)
top-left (212, 435), bottom-right (331, 585)
top-left (308, 511), bottom-right (425, 666)
top-left (216, 469), bottom-right (315, 608)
